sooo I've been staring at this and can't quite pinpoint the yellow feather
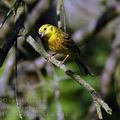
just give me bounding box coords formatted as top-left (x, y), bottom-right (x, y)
top-left (38, 24), bottom-right (92, 76)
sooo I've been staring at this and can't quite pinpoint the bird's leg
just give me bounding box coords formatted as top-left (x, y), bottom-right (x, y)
top-left (51, 52), bottom-right (57, 57)
top-left (59, 54), bottom-right (69, 65)
top-left (48, 52), bottom-right (57, 59)
top-left (47, 53), bottom-right (57, 61)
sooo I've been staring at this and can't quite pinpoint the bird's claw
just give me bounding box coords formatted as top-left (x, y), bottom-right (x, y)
top-left (46, 53), bottom-right (56, 62)
top-left (49, 53), bottom-right (56, 59)
top-left (58, 61), bottom-right (64, 67)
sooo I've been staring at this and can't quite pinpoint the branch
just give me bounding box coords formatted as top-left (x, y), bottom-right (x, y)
top-left (0, 47), bottom-right (15, 96)
top-left (24, 0), bottom-right (50, 35)
top-left (0, 0), bottom-right (50, 67)
top-left (26, 35), bottom-right (112, 119)
top-left (17, 0), bottom-right (50, 51)
top-left (100, 21), bottom-right (120, 96)
top-left (72, 3), bottom-right (120, 46)
top-left (0, 0), bottom-right (22, 28)
top-left (0, 0), bottom-right (25, 67)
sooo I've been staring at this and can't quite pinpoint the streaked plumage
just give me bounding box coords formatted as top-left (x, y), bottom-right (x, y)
top-left (39, 24), bottom-right (92, 76)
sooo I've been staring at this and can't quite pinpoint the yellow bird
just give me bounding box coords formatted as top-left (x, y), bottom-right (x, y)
top-left (38, 24), bottom-right (92, 76)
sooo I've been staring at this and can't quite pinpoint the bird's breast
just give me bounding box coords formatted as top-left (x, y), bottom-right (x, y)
top-left (48, 38), bottom-right (70, 54)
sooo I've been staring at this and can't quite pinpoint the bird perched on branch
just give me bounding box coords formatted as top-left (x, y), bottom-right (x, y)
top-left (38, 24), bottom-right (92, 76)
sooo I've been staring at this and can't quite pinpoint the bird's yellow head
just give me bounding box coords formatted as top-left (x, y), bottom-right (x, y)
top-left (38, 24), bottom-right (56, 39)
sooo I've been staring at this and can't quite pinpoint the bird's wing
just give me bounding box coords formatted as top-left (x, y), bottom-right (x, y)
top-left (60, 31), bottom-right (93, 76)
top-left (61, 32), bottom-right (80, 54)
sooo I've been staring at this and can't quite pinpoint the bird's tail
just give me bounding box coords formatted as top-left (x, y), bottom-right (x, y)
top-left (75, 56), bottom-right (93, 76)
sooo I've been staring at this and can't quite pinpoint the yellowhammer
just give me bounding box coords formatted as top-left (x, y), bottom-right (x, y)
top-left (38, 24), bottom-right (92, 76)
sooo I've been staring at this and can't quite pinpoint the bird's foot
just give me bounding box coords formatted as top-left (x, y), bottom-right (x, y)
top-left (46, 53), bottom-right (57, 61)
top-left (58, 61), bottom-right (64, 67)
top-left (61, 54), bottom-right (69, 64)
top-left (58, 54), bottom-right (69, 67)
top-left (49, 52), bottom-right (57, 59)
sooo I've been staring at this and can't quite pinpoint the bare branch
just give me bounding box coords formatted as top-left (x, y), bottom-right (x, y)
top-left (0, 47), bottom-right (15, 96)
top-left (100, 21), bottom-right (120, 96)
top-left (26, 35), bottom-right (112, 119)
top-left (72, 3), bottom-right (120, 46)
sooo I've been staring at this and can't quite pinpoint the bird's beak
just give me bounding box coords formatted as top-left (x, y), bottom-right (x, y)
top-left (39, 32), bottom-right (45, 37)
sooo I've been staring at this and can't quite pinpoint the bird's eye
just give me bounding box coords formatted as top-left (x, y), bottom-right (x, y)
top-left (44, 28), bottom-right (46, 31)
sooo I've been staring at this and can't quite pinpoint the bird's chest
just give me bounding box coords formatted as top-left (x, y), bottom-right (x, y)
top-left (48, 37), bottom-right (68, 54)
top-left (48, 39), bottom-right (61, 51)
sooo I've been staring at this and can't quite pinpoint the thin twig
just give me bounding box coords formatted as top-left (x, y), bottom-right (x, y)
top-left (94, 100), bottom-right (102, 119)
top-left (0, 47), bottom-right (15, 95)
top-left (57, 0), bottom-right (67, 32)
top-left (57, 0), bottom-right (64, 29)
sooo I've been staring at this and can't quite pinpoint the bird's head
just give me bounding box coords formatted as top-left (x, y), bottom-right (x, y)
top-left (38, 24), bottom-right (55, 39)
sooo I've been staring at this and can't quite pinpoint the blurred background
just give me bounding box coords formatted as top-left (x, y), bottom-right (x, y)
top-left (0, 0), bottom-right (120, 120)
